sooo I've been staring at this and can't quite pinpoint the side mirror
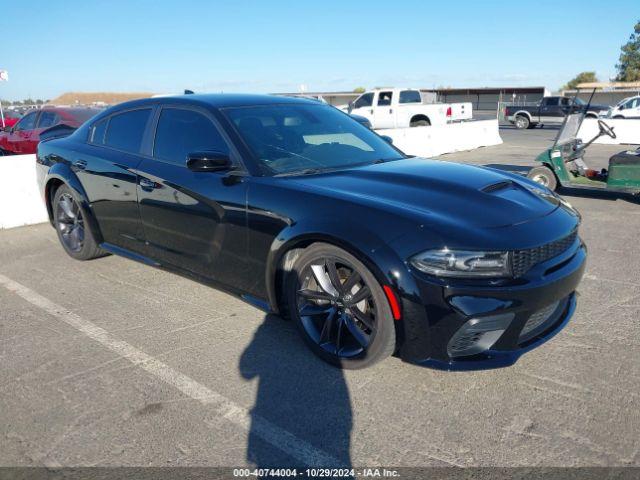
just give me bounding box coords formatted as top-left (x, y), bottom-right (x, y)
top-left (380, 135), bottom-right (393, 144)
top-left (348, 101), bottom-right (354, 113)
top-left (186, 151), bottom-right (233, 172)
top-left (619, 104), bottom-right (625, 110)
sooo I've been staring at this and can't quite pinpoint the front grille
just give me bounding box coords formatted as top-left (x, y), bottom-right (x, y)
top-left (511, 229), bottom-right (578, 277)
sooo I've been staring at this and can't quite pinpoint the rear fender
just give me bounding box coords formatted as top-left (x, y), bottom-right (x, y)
top-left (45, 163), bottom-right (104, 243)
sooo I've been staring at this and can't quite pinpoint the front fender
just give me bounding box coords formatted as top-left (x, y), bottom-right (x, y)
top-left (264, 216), bottom-right (408, 313)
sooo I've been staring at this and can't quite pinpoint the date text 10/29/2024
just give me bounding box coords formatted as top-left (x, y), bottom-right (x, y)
top-left (233, 468), bottom-right (400, 478)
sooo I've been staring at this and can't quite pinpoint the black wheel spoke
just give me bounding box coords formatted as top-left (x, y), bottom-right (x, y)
top-left (343, 314), bottom-right (370, 348)
top-left (56, 194), bottom-right (84, 252)
top-left (349, 306), bottom-right (375, 331)
top-left (319, 307), bottom-right (337, 345)
top-left (335, 313), bottom-right (345, 354)
top-left (342, 270), bottom-right (361, 293)
top-left (298, 289), bottom-right (332, 302)
top-left (350, 286), bottom-right (371, 304)
top-left (299, 303), bottom-right (332, 317)
top-left (325, 259), bottom-right (343, 295)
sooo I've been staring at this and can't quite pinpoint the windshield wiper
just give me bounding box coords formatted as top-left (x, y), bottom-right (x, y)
top-left (275, 168), bottom-right (327, 177)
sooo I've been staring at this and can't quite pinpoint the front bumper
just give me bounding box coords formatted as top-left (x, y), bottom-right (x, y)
top-left (397, 240), bottom-right (586, 370)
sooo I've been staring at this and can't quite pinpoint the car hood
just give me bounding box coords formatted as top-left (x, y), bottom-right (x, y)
top-left (289, 158), bottom-right (561, 229)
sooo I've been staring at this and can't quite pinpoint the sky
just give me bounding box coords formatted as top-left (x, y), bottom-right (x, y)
top-left (0, 0), bottom-right (636, 100)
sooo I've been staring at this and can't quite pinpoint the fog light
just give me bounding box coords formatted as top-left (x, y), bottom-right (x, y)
top-left (447, 313), bottom-right (515, 358)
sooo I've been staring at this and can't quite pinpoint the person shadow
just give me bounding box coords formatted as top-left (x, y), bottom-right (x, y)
top-left (239, 314), bottom-right (353, 470)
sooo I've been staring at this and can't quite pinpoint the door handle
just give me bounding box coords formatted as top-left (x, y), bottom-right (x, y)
top-left (139, 178), bottom-right (157, 191)
top-left (74, 160), bottom-right (87, 170)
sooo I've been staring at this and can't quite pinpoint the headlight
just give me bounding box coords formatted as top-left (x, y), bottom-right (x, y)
top-left (410, 249), bottom-right (510, 278)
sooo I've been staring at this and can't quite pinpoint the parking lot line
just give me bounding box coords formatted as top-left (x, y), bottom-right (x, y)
top-left (0, 273), bottom-right (340, 467)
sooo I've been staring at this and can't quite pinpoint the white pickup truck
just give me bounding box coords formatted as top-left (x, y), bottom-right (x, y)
top-left (346, 88), bottom-right (472, 129)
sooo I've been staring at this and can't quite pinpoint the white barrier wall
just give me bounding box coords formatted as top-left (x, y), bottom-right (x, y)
top-left (578, 118), bottom-right (640, 145)
top-left (0, 154), bottom-right (49, 229)
top-left (378, 119), bottom-right (502, 158)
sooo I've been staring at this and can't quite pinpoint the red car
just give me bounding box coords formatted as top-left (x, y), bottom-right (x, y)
top-left (1, 113), bottom-right (20, 129)
top-left (0, 107), bottom-right (100, 155)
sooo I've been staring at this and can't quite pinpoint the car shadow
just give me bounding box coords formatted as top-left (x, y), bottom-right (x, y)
top-left (239, 314), bottom-right (353, 469)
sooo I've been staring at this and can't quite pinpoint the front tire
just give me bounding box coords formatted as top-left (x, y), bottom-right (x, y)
top-left (52, 184), bottom-right (105, 261)
top-left (410, 118), bottom-right (430, 127)
top-left (528, 165), bottom-right (558, 191)
top-left (285, 243), bottom-right (396, 369)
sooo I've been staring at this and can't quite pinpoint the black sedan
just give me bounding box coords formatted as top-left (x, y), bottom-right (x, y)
top-left (36, 94), bottom-right (586, 370)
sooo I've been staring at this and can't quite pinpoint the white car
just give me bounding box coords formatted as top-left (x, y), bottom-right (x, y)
top-left (346, 88), bottom-right (471, 129)
top-left (606, 95), bottom-right (640, 119)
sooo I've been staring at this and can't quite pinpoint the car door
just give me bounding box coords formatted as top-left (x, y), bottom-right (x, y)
top-left (373, 91), bottom-right (395, 129)
top-left (540, 97), bottom-right (561, 123)
top-left (350, 93), bottom-right (375, 124)
top-left (136, 105), bottom-right (248, 284)
top-left (80, 107), bottom-right (152, 254)
top-left (7, 111), bottom-right (38, 153)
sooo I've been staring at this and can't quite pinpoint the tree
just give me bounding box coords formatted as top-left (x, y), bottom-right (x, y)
top-left (563, 72), bottom-right (598, 90)
top-left (353, 87), bottom-right (365, 93)
top-left (616, 20), bottom-right (640, 82)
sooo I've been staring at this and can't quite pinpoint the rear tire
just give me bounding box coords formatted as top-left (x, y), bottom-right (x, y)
top-left (285, 243), bottom-right (396, 369)
top-left (528, 165), bottom-right (558, 191)
top-left (514, 115), bottom-right (530, 129)
top-left (52, 184), bottom-right (106, 261)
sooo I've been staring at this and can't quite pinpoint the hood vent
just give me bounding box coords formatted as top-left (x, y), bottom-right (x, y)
top-left (481, 180), bottom-right (515, 193)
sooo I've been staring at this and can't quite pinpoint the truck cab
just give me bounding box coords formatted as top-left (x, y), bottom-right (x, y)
top-left (348, 88), bottom-right (457, 129)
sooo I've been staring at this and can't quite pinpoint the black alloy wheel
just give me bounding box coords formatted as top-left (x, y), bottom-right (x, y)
top-left (287, 243), bottom-right (395, 369)
top-left (52, 184), bottom-right (106, 261)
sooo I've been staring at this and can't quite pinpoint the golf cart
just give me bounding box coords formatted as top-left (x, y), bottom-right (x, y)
top-left (527, 90), bottom-right (640, 196)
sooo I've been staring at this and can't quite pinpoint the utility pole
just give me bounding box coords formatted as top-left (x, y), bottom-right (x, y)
top-left (0, 70), bottom-right (8, 129)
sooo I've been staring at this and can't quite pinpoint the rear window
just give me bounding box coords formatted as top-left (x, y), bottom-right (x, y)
top-left (90, 119), bottom-right (108, 144)
top-left (37, 111), bottom-right (59, 128)
top-left (399, 90), bottom-right (422, 104)
top-left (104, 109), bottom-right (151, 153)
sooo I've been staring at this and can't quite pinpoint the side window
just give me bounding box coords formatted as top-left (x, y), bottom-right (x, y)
top-left (104, 109), bottom-right (151, 153)
top-left (377, 91), bottom-right (393, 106)
top-left (399, 90), bottom-right (422, 104)
top-left (560, 98), bottom-right (571, 106)
top-left (153, 108), bottom-right (229, 166)
top-left (90, 118), bottom-right (108, 145)
top-left (14, 111), bottom-right (37, 131)
top-left (626, 98), bottom-right (639, 109)
top-left (545, 97), bottom-right (560, 106)
top-left (353, 93), bottom-right (373, 109)
top-left (37, 111), bottom-right (59, 129)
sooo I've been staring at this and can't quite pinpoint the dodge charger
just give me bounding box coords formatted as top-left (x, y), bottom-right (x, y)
top-left (36, 94), bottom-right (586, 369)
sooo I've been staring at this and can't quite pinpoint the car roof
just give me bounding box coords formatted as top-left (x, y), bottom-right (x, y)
top-left (111, 93), bottom-right (319, 111)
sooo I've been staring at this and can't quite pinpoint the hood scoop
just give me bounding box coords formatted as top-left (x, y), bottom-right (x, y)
top-left (481, 180), bottom-right (515, 193)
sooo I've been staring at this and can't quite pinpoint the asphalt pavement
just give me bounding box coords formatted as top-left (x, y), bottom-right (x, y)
top-left (1, 126), bottom-right (639, 472)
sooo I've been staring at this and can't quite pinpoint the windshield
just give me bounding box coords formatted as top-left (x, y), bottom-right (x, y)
top-left (225, 104), bottom-right (404, 175)
top-left (573, 97), bottom-right (586, 106)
